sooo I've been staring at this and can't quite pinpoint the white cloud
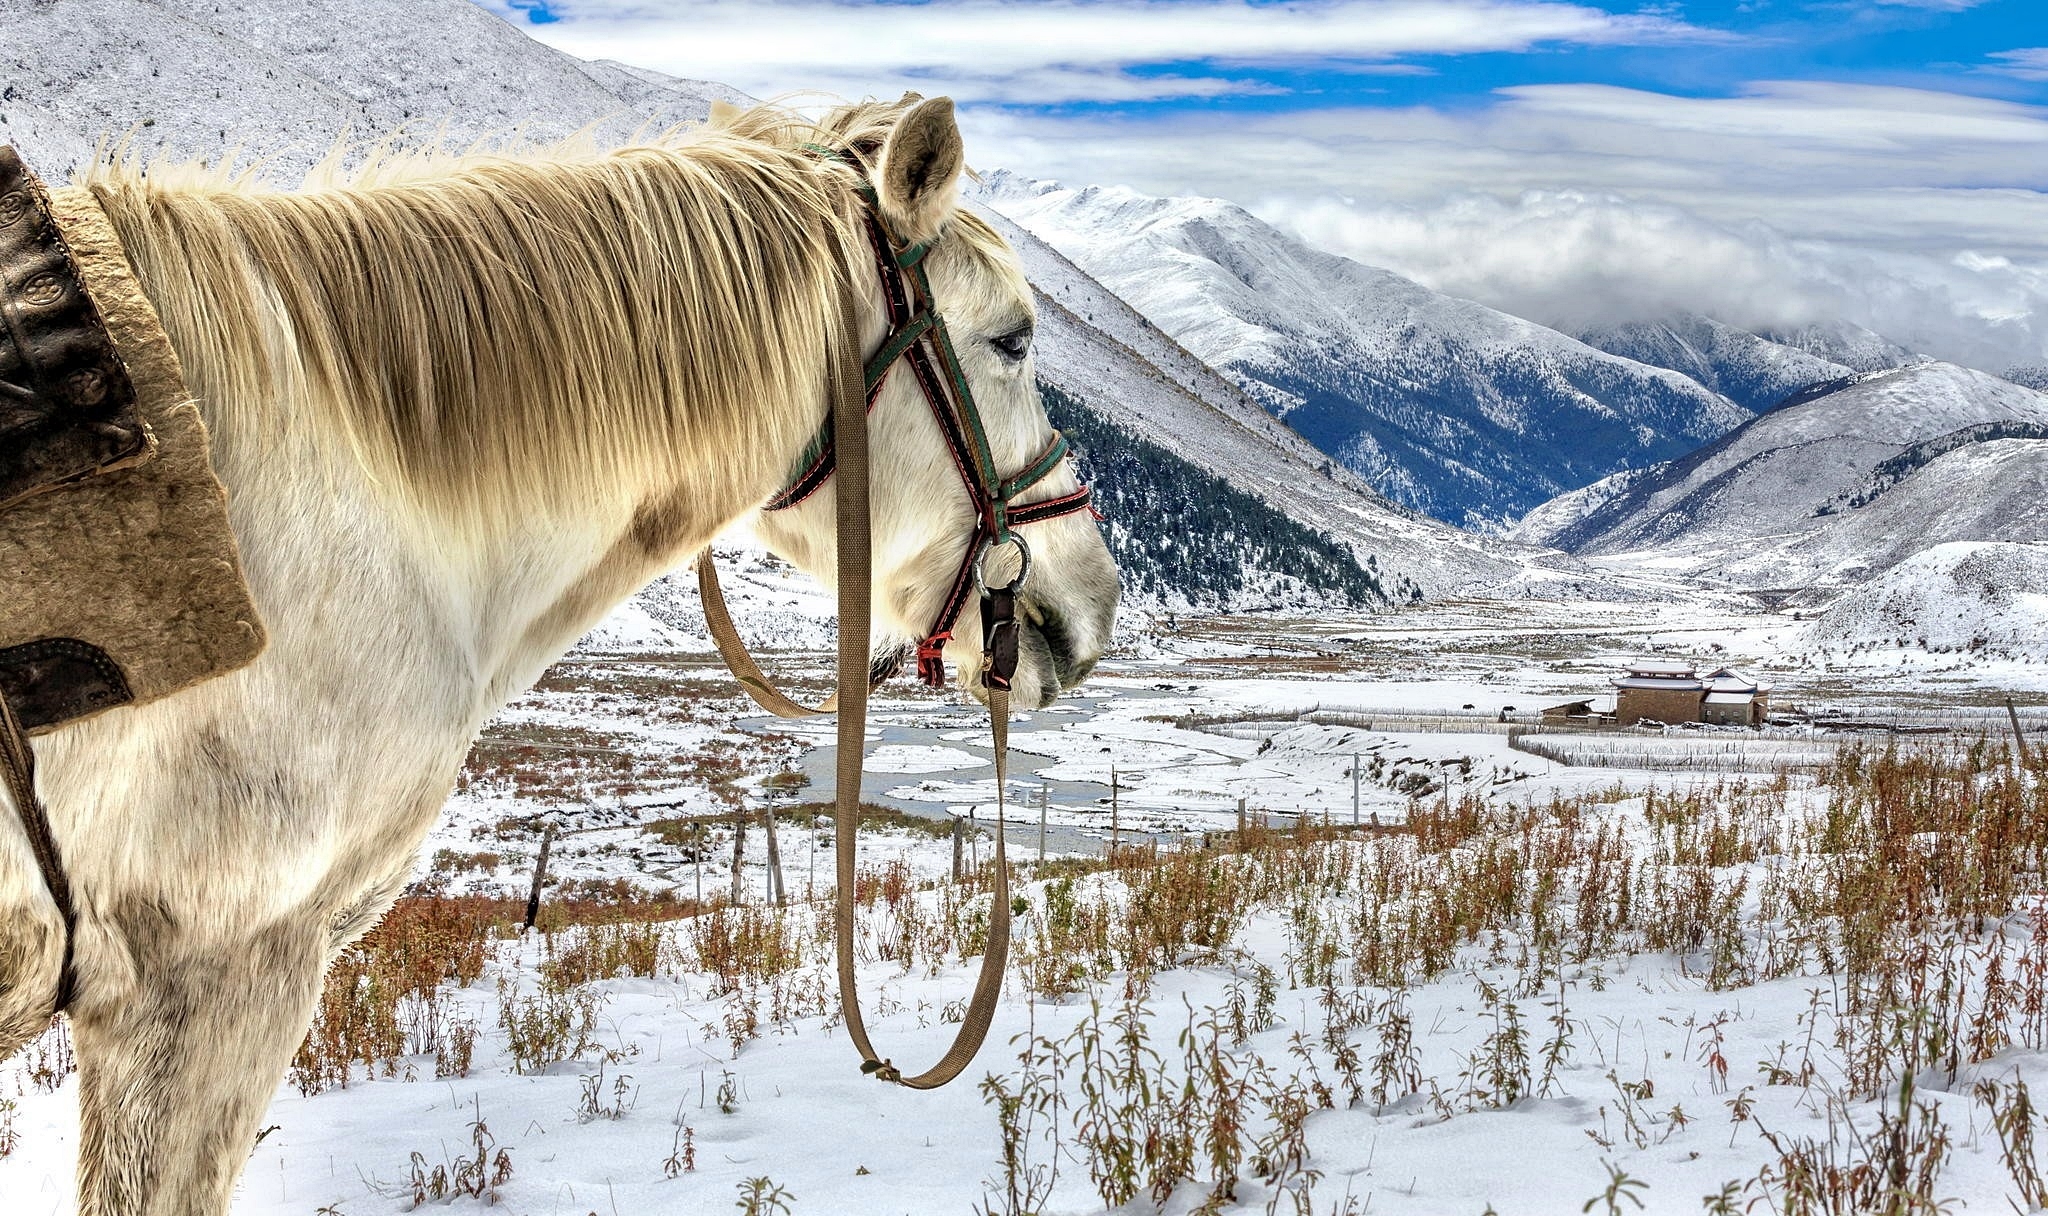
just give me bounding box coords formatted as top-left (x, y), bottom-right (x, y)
top-left (1986, 48), bottom-right (2048, 82)
top-left (1260, 191), bottom-right (2046, 368)
top-left (486, 0), bottom-right (1718, 104)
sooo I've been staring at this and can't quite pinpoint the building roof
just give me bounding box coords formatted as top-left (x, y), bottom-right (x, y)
top-left (1625, 659), bottom-right (1697, 676)
top-left (1703, 691), bottom-right (1758, 705)
top-left (1704, 667), bottom-right (1771, 694)
top-left (1613, 676), bottom-right (1703, 691)
top-left (1543, 699), bottom-right (1595, 714)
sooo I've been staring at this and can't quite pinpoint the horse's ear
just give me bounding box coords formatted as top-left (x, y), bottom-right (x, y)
top-left (876, 96), bottom-right (963, 246)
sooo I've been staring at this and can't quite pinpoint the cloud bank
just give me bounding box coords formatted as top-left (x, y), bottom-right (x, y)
top-left (492, 0), bottom-right (1715, 104)
top-left (974, 81), bottom-right (2048, 367)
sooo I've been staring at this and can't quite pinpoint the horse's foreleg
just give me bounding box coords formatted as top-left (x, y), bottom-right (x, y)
top-left (0, 833), bottom-right (67, 1059)
top-left (70, 905), bottom-right (328, 1216)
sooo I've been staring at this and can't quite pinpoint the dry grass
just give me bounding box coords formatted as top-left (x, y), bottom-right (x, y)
top-left (259, 738), bottom-right (2048, 1213)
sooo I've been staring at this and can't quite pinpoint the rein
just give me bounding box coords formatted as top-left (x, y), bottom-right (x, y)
top-left (696, 167), bottom-right (1094, 1088)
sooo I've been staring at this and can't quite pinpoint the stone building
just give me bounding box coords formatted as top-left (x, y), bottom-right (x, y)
top-left (1701, 669), bottom-right (1771, 726)
top-left (1612, 660), bottom-right (1771, 727)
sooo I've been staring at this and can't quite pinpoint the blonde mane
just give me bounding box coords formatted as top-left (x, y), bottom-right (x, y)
top-left (76, 99), bottom-right (1012, 524)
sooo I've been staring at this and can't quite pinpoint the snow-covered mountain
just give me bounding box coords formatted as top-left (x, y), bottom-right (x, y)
top-left (0, 0), bottom-right (744, 179)
top-left (3, 0), bottom-right (1547, 610)
top-left (1513, 362), bottom-right (2048, 593)
top-left (976, 172), bottom-right (1753, 532)
top-left (1754, 321), bottom-right (1920, 375)
top-left (1573, 315), bottom-right (1857, 413)
top-left (973, 207), bottom-right (1526, 599)
top-left (2007, 364), bottom-right (2048, 392)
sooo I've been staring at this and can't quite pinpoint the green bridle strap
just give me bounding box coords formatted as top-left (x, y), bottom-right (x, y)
top-left (1002, 432), bottom-right (1070, 500)
top-left (862, 313), bottom-right (934, 392)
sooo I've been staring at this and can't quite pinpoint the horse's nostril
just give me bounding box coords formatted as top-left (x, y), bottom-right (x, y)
top-left (1027, 607), bottom-right (1097, 692)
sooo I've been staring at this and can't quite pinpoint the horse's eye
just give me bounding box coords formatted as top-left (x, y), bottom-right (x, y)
top-left (991, 328), bottom-right (1032, 362)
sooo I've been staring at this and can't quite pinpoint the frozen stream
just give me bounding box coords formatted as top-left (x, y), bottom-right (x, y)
top-left (739, 682), bottom-right (1285, 855)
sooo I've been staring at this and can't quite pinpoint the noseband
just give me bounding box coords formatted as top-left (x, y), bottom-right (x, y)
top-left (760, 176), bottom-right (1096, 691)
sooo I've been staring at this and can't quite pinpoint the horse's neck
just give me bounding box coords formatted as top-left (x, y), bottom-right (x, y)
top-left (106, 189), bottom-right (771, 730)
top-left (205, 397), bottom-right (664, 728)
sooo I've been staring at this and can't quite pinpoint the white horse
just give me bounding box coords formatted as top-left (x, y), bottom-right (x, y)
top-left (0, 96), bottom-right (1117, 1214)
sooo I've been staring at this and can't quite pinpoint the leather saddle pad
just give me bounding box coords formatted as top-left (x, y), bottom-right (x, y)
top-left (0, 146), bottom-right (265, 736)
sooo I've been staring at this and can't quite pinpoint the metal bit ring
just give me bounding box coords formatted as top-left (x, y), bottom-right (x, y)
top-left (973, 534), bottom-right (1032, 596)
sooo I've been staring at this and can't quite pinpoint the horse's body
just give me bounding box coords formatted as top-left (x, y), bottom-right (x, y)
top-left (0, 98), bottom-right (1116, 1214)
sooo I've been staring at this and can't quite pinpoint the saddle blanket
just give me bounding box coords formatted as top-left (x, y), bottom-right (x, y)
top-left (0, 146), bottom-right (265, 735)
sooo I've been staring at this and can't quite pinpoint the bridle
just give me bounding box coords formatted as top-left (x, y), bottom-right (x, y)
top-left (694, 156), bottom-right (1097, 1088)
top-left (757, 175), bottom-right (1096, 689)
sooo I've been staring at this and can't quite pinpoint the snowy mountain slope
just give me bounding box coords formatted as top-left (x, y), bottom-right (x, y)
top-left (969, 204), bottom-right (1528, 598)
top-left (1509, 466), bottom-right (1664, 552)
top-left (1754, 320), bottom-right (1919, 374)
top-left (977, 172), bottom-right (1752, 531)
top-left (0, 0), bottom-right (742, 179)
top-left (1516, 363), bottom-right (2048, 589)
top-left (1796, 541), bottom-right (2048, 656)
top-left (1574, 314), bottom-right (1854, 413)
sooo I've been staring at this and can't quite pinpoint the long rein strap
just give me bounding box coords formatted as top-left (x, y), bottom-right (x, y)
top-left (819, 279), bottom-right (1009, 1090)
top-left (0, 692), bottom-right (78, 1013)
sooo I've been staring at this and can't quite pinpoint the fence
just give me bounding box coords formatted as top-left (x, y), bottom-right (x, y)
top-left (1505, 729), bottom-right (1844, 774)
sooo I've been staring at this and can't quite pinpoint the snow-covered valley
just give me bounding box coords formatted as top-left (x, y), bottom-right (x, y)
top-left (3, 2), bottom-right (2048, 1214)
top-left (7, 593), bottom-right (2048, 1215)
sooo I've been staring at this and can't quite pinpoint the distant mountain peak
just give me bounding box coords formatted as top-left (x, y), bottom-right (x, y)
top-left (981, 174), bottom-right (1752, 530)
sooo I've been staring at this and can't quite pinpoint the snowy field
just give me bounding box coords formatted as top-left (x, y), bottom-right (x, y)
top-left (4, 596), bottom-right (2046, 1215)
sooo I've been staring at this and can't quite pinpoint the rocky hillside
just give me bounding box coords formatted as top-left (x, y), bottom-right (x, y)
top-left (1796, 542), bottom-right (2048, 658)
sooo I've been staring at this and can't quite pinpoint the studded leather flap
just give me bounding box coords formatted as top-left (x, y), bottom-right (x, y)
top-left (0, 146), bottom-right (154, 513)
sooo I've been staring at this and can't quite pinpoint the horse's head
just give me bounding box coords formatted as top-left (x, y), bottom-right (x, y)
top-left (752, 96), bottom-right (1119, 710)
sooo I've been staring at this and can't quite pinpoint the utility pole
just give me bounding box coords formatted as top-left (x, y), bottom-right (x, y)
top-left (1109, 763), bottom-right (1120, 864)
top-left (762, 808), bottom-right (785, 907)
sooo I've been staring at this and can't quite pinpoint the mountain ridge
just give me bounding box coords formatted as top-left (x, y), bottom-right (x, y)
top-left (977, 171), bottom-right (1756, 531)
top-left (1512, 362), bottom-right (2048, 593)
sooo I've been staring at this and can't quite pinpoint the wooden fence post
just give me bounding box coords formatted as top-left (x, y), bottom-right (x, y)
top-left (951, 815), bottom-right (965, 882)
top-left (1109, 764), bottom-right (1120, 865)
top-left (2010, 699), bottom-right (2032, 771)
top-left (523, 821), bottom-right (556, 931)
top-left (731, 815), bottom-right (747, 905)
top-left (763, 808), bottom-right (785, 907)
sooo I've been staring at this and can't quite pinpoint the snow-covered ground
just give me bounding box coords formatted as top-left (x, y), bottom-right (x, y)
top-left (5, 597), bottom-right (2045, 1214)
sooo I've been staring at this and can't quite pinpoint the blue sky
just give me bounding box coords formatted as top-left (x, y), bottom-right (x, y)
top-left (485, 0), bottom-right (2048, 365)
